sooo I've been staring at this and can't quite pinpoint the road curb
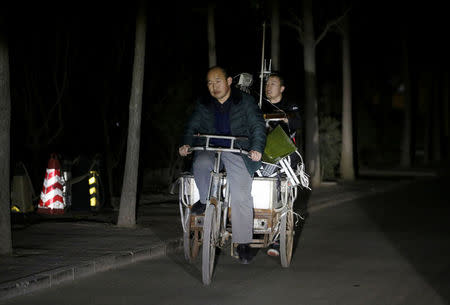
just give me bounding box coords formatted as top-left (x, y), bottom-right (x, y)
top-left (0, 238), bottom-right (183, 301)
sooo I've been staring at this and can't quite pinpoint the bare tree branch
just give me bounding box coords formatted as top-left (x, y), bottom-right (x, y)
top-left (47, 103), bottom-right (64, 144)
top-left (283, 11), bottom-right (304, 45)
top-left (315, 7), bottom-right (351, 46)
top-left (50, 33), bottom-right (69, 118)
top-left (335, 7), bottom-right (352, 35)
top-left (45, 32), bottom-right (70, 145)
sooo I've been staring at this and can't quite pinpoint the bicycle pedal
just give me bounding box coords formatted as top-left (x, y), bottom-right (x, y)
top-left (194, 216), bottom-right (204, 227)
top-left (210, 197), bottom-right (218, 206)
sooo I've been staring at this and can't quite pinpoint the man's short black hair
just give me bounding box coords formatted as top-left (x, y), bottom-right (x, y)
top-left (207, 66), bottom-right (229, 79)
top-left (267, 72), bottom-right (284, 87)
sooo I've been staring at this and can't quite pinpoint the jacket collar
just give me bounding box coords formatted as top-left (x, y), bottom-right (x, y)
top-left (200, 87), bottom-right (243, 106)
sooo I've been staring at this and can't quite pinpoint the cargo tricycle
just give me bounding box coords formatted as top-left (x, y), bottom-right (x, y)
top-left (178, 131), bottom-right (309, 285)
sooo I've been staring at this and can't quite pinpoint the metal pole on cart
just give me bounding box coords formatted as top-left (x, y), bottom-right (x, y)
top-left (258, 22), bottom-right (266, 109)
top-left (258, 21), bottom-right (272, 109)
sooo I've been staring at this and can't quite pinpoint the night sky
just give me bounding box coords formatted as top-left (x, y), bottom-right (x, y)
top-left (3, 0), bottom-right (449, 188)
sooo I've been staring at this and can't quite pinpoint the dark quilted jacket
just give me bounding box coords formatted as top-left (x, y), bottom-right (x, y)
top-left (182, 88), bottom-right (266, 176)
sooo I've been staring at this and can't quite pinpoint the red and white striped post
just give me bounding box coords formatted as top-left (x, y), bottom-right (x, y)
top-left (37, 154), bottom-right (65, 215)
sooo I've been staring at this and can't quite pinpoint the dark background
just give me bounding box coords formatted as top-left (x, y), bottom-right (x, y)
top-left (4, 0), bottom-right (449, 200)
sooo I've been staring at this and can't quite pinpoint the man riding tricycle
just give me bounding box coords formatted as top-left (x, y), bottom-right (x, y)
top-left (178, 66), bottom-right (309, 285)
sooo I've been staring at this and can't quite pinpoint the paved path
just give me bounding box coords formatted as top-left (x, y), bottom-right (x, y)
top-left (2, 175), bottom-right (448, 305)
top-left (0, 170), bottom-right (434, 300)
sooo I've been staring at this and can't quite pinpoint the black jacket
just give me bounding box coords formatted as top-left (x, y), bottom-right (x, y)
top-left (261, 98), bottom-right (301, 136)
top-left (182, 88), bottom-right (266, 176)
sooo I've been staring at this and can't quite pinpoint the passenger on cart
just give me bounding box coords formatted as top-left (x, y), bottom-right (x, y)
top-left (178, 66), bottom-right (267, 264)
top-left (262, 72), bottom-right (302, 257)
top-left (262, 73), bottom-right (301, 140)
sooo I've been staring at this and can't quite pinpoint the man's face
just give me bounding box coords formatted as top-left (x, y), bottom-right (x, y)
top-left (265, 76), bottom-right (285, 101)
top-left (207, 68), bottom-right (232, 103)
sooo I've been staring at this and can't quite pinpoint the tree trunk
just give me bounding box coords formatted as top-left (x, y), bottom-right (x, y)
top-left (207, 3), bottom-right (217, 68)
top-left (421, 72), bottom-right (431, 165)
top-left (0, 15), bottom-right (12, 255)
top-left (302, 0), bottom-right (321, 187)
top-left (432, 73), bottom-right (441, 162)
top-left (117, 1), bottom-right (146, 227)
top-left (270, 0), bottom-right (280, 71)
top-left (443, 72), bottom-right (449, 159)
top-left (400, 38), bottom-right (412, 168)
top-left (339, 12), bottom-right (355, 180)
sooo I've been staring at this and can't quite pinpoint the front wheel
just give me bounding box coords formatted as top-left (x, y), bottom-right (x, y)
top-left (202, 204), bottom-right (218, 285)
top-left (280, 209), bottom-right (294, 268)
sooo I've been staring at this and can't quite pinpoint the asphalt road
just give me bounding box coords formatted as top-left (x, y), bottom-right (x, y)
top-left (2, 177), bottom-right (449, 305)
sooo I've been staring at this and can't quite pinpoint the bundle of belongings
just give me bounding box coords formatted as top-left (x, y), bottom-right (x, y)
top-left (257, 125), bottom-right (309, 189)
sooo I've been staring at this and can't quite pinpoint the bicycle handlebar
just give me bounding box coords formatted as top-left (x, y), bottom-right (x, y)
top-left (187, 134), bottom-right (250, 156)
top-left (188, 146), bottom-right (249, 155)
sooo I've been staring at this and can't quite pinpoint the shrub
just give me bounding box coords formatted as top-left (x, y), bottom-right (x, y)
top-left (319, 116), bottom-right (342, 180)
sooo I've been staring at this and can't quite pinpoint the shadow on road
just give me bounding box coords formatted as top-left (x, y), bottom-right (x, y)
top-left (358, 176), bottom-right (450, 304)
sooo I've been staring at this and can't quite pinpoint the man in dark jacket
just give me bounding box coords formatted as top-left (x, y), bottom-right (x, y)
top-left (262, 73), bottom-right (301, 257)
top-left (179, 66), bottom-right (266, 264)
top-left (262, 73), bottom-right (301, 142)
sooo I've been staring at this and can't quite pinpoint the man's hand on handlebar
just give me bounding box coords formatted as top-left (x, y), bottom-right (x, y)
top-left (179, 145), bottom-right (191, 157)
top-left (180, 139), bottom-right (261, 161)
top-left (249, 150), bottom-right (262, 162)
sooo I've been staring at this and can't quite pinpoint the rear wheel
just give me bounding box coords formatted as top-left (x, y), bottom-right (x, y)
top-left (191, 230), bottom-right (201, 259)
top-left (182, 208), bottom-right (191, 261)
top-left (202, 204), bottom-right (218, 285)
top-left (183, 208), bottom-right (201, 262)
top-left (280, 209), bottom-right (294, 268)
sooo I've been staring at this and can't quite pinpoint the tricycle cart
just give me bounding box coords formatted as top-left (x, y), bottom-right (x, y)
top-left (178, 133), bottom-right (309, 285)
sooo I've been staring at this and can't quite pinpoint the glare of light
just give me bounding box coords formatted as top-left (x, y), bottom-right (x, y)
top-left (89, 176), bottom-right (96, 185)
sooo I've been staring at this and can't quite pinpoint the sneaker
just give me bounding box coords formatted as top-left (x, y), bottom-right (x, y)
top-left (237, 243), bottom-right (253, 264)
top-left (267, 242), bottom-right (280, 257)
top-left (267, 248), bottom-right (280, 257)
top-left (191, 201), bottom-right (206, 215)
